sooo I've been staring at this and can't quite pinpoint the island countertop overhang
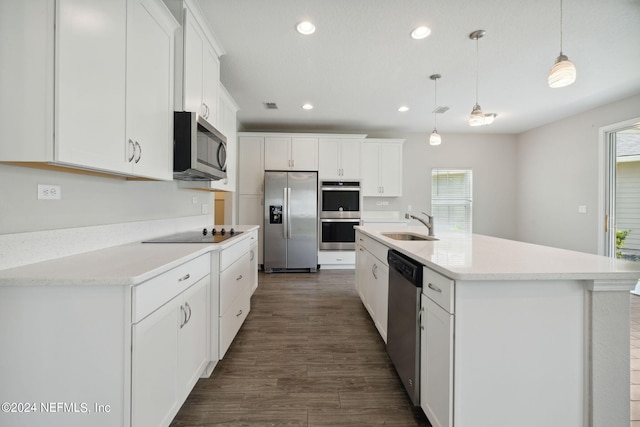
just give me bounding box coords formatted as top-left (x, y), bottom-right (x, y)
top-left (355, 225), bottom-right (640, 283)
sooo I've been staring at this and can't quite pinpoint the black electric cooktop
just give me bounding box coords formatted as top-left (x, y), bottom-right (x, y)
top-left (142, 228), bottom-right (242, 244)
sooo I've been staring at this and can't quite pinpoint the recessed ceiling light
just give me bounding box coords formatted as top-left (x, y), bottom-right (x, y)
top-left (302, 103), bottom-right (314, 110)
top-left (398, 106), bottom-right (410, 112)
top-left (296, 21), bottom-right (316, 35)
top-left (410, 26), bottom-right (431, 40)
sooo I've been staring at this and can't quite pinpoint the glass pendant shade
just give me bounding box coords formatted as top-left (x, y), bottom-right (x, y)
top-left (429, 130), bottom-right (441, 146)
top-left (548, 54), bottom-right (576, 88)
top-left (469, 104), bottom-right (485, 126)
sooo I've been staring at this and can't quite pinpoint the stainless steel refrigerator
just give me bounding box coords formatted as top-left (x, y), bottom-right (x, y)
top-left (264, 171), bottom-right (318, 273)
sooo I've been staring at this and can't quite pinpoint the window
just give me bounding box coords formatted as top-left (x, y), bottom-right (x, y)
top-left (431, 169), bottom-right (473, 233)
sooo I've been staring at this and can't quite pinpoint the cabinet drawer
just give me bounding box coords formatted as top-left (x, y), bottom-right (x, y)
top-left (219, 285), bottom-right (250, 358)
top-left (356, 232), bottom-right (388, 265)
top-left (220, 235), bottom-right (251, 271)
top-left (220, 252), bottom-right (250, 314)
top-left (133, 254), bottom-right (210, 323)
top-left (422, 267), bottom-right (454, 313)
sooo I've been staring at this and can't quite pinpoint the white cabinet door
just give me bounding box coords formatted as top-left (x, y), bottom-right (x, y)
top-left (379, 143), bottom-right (403, 196)
top-left (56, 0), bottom-right (128, 173)
top-left (182, 8), bottom-right (204, 116)
top-left (421, 295), bottom-right (454, 427)
top-left (249, 240), bottom-right (258, 294)
top-left (238, 136), bottom-right (265, 194)
top-left (373, 260), bottom-right (389, 342)
top-left (361, 141), bottom-right (403, 196)
top-left (355, 245), bottom-right (367, 303)
top-left (264, 137), bottom-right (290, 170)
top-left (291, 137), bottom-right (318, 170)
top-left (265, 137), bottom-right (318, 170)
top-left (239, 195), bottom-right (264, 265)
top-left (178, 276), bottom-right (210, 397)
top-left (125, 0), bottom-right (176, 180)
top-left (361, 143), bottom-right (381, 196)
top-left (318, 138), bottom-right (341, 178)
top-left (340, 139), bottom-right (362, 179)
top-left (132, 297), bottom-right (180, 427)
top-left (202, 44), bottom-right (220, 126)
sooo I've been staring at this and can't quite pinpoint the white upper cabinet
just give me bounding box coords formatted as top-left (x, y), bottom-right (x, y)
top-left (56, 0), bottom-right (128, 174)
top-left (0, 0), bottom-right (178, 180)
top-left (126, 0), bottom-right (178, 180)
top-left (318, 138), bottom-right (363, 180)
top-left (361, 139), bottom-right (404, 197)
top-left (264, 137), bottom-right (318, 171)
top-left (175, 1), bottom-right (223, 128)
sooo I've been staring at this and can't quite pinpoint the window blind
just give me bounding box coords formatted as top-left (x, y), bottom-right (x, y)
top-left (431, 169), bottom-right (473, 233)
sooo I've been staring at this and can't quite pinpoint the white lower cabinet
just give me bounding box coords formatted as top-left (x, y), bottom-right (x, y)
top-left (355, 230), bottom-right (389, 342)
top-left (420, 292), bottom-right (454, 427)
top-left (132, 301), bottom-right (179, 427)
top-left (131, 257), bottom-right (210, 427)
top-left (216, 230), bottom-right (258, 358)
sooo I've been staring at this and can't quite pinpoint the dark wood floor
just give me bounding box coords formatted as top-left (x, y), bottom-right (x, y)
top-left (170, 270), bottom-right (430, 426)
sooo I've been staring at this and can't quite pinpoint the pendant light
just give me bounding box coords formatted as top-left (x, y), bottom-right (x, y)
top-left (548, 0), bottom-right (576, 88)
top-left (429, 74), bottom-right (442, 146)
top-left (469, 30), bottom-right (486, 127)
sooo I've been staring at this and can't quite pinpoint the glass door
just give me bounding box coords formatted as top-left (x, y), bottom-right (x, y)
top-left (603, 121), bottom-right (640, 268)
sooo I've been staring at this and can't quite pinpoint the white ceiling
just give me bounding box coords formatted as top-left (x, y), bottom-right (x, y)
top-left (197, 0), bottom-right (640, 135)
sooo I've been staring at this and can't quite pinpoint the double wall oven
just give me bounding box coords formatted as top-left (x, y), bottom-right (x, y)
top-left (319, 181), bottom-right (361, 250)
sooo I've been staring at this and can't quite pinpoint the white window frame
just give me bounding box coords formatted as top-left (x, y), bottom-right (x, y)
top-left (431, 169), bottom-right (473, 234)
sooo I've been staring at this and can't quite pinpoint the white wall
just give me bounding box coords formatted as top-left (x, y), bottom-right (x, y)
top-left (363, 132), bottom-right (518, 239)
top-left (515, 93), bottom-right (640, 254)
top-left (0, 163), bottom-right (215, 235)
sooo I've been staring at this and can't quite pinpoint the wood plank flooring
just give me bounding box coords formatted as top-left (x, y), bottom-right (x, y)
top-left (170, 270), bottom-right (430, 426)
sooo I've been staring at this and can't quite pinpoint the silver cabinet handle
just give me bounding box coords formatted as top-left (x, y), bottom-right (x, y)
top-left (419, 306), bottom-right (424, 330)
top-left (236, 309), bottom-right (243, 317)
top-left (134, 141), bottom-right (141, 163)
top-left (180, 305), bottom-right (187, 329)
top-left (372, 263), bottom-right (378, 279)
top-left (236, 274), bottom-right (243, 281)
top-left (359, 247), bottom-right (364, 252)
top-left (428, 283), bottom-right (442, 293)
top-left (250, 250), bottom-right (255, 261)
top-left (185, 302), bottom-right (192, 324)
top-left (291, 159), bottom-right (295, 168)
top-left (128, 139), bottom-right (135, 162)
top-left (178, 274), bottom-right (190, 282)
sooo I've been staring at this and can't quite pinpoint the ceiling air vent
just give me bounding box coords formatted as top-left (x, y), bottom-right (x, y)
top-left (263, 102), bottom-right (278, 110)
top-left (433, 106), bottom-right (449, 114)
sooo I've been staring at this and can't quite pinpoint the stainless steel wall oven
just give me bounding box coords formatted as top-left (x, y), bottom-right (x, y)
top-left (319, 181), bottom-right (361, 250)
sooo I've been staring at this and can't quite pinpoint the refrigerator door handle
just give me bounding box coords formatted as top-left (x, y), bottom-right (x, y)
top-left (283, 187), bottom-right (288, 239)
top-left (287, 187), bottom-right (292, 239)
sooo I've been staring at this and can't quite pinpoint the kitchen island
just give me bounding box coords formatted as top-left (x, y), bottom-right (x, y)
top-left (355, 225), bottom-right (640, 427)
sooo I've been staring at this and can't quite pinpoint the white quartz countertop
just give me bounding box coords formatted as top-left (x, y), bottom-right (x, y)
top-left (356, 225), bottom-right (640, 281)
top-left (0, 225), bottom-right (259, 287)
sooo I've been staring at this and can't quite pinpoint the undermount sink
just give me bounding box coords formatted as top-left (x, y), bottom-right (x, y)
top-left (381, 232), bottom-right (438, 241)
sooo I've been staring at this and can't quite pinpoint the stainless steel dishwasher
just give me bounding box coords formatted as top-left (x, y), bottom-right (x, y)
top-left (386, 249), bottom-right (423, 406)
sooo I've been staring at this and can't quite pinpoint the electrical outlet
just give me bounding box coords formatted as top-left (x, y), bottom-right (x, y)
top-left (578, 205), bottom-right (587, 214)
top-left (407, 205), bottom-right (412, 212)
top-left (38, 184), bottom-right (61, 200)
top-left (192, 196), bottom-right (198, 204)
top-left (382, 201), bottom-right (389, 206)
top-left (202, 204), bottom-right (209, 214)
top-left (376, 201), bottom-right (383, 206)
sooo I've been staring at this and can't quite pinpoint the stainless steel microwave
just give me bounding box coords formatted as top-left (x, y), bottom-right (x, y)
top-left (173, 111), bottom-right (227, 181)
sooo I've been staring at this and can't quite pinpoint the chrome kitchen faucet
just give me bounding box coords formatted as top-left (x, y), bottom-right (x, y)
top-left (405, 212), bottom-right (435, 237)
